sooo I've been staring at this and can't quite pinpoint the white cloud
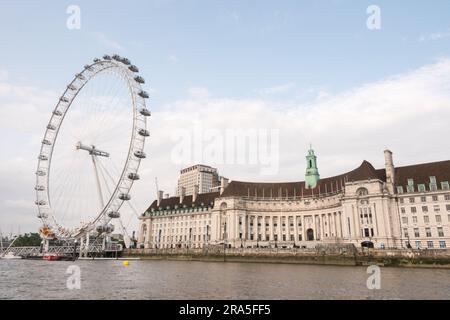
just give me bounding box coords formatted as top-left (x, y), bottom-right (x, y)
top-left (258, 82), bottom-right (295, 95)
top-left (2, 59), bottom-right (450, 234)
top-left (92, 32), bottom-right (124, 51)
top-left (0, 70), bottom-right (8, 81)
top-left (168, 55), bottom-right (179, 64)
top-left (187, 87), bottom-right (210, 99)
top-left (419, 30), bottom-right (450, 42)
top-left (230, 11), bottom-right (240, 22)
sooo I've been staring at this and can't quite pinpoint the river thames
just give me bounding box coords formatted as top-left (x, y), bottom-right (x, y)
top-left (1, 260), bottom-right (450, 300)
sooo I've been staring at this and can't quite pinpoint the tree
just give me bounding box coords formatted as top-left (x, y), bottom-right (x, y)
top-left (13, 233), bottom-right (42, 247)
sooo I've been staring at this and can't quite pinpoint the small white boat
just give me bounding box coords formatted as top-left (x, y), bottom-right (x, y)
top-left (1, 252), bottom-right (22, 259)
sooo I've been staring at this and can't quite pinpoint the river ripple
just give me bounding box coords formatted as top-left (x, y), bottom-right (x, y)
top-left (1, 260), bottom-right (449, 299)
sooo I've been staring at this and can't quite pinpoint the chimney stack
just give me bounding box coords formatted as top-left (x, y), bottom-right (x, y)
top-left (384, 149), bottom-right (395, 194)
top-left (180, 186), bottom-right (186, 204)
top-left (157, 190), bottom-right (163, 206)
top-left (220, 177), bottom-right (229, 195)
top-left (193, 184), bottom-right (199, 202)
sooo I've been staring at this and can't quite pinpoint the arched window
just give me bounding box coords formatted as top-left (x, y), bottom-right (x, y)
top-left (356, 187), bottom-right (369, 197)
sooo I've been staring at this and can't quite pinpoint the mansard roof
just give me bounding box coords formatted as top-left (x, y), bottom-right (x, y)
top-left (221, 159), bottom-right (450, 198)
top-left (221, 160), bottom-right (383, 198)
top-left (146, 191), bottom-right (220, 212)
top-left (144, 159), bottom-right (450, 213)
top-left (391, 160), bottom-right (450, 189)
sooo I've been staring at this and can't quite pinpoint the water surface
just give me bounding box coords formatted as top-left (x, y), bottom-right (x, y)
top-left (1, 260), bottom-right (449, 299)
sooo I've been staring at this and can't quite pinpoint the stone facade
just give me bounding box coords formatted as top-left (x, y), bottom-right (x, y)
top-left (138, 150), bottom-right (450, 250)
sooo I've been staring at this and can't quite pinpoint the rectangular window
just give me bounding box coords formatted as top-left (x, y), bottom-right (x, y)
top-left (438, 227), bottom-right (444, 237)
top-left (423, 216), bottom-right (429, 223)
top-left (401, 207), bottom-right (406, 214)
top-left (266, 235), bottom-right (270, 241)
top-left (436, 215), bottom-right (442, 223)
top-left (426, 228), bottom-right (432, 237)
top-left (422, 206), bottom-right (428, 213)
top-left (407, 179), bottom-right (414, 193)
top-left (412, 216), bottom-right (418, 223)
top-left (441, 182), bottom-right (449, 190)
top-left (434, 205), bottom-right (440, 212)
top-left (439, 241), bottom-right (446, 248)
top-left (411, 207), bottom-right (417, 214)
top-left (421, 196), bottom-right (427, 202)
top-left (418, 184), bottom-right (426, 193)
top-left (416, 241), bottom-right (421, 249)
top-left (399, 198), bottom-right (404, 204)
top-left (409, 197), bottom-right (415, 203)
top-left (414, 228), bottom-right (420, 237)
top-left (402, 217), bottom-right (408, 224)
top-left (447, 205), bottom-right (450, 212)
top-left (432, 195), bottom-right (438, 201)
top-left (397, 186), bottom-right (404, 194)
top-left (427, 241), bottom-right (434, 249)
top-left (445, 195), bottom-right (450, 201)
top-left (403, 228), bottom-right (409, 238)
top-left (364, 228), bottom-right (370, 237)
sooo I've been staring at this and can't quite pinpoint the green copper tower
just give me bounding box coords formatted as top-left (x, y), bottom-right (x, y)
top-left (305, 145), bottom-right (320, 189)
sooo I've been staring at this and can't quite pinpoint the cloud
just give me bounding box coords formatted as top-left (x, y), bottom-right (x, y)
top-left (168, 55), bottom-right (179, 64)
top-left (258, 82), bottom-right (295, 95)
top-left (419, 30), bottom-right (450, 42)
top-left (92, 32), bottom-right (125, 51)
top-left (0, 70), bottom-right (8, 81)
top-left (230, 11), bottom-right (240, 22)
top-left (2, 59), bottom-right (450, 235)
top-left (187, 87), bottom-right (210, 99)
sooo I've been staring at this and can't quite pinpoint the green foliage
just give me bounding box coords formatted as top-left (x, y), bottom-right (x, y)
top-left (12, 233), bottom-right (42, 247)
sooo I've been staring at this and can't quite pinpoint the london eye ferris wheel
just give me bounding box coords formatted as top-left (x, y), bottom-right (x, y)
top-left (34, 54), bottom-right (150, 241)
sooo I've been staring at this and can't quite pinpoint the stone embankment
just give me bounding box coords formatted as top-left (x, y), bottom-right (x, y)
top-left (125, 246), bottom-right (450, 268)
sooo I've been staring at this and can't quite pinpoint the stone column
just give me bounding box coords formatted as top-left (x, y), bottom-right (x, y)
top-left (253, 216), bottom-right (258, 243)
top-left (301, 216), bottom-right (306, 242)
top-left (294, 216), bottom-right (299, 244)
top-left (278, 215), bottom-right (282, 242)
top-left (333, 213), bottom-right (337, 238)
top-left (327, 213), bottom-right (332, 238)
top-left (269, 216), bottom-right (273, 241)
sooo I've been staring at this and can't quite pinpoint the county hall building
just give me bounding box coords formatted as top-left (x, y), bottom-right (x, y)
top-left (137, 148), bottom-right (450, 250)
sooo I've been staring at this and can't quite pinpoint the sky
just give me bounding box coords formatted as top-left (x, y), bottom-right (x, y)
top-left (1, 0), bottom-right (450, 234)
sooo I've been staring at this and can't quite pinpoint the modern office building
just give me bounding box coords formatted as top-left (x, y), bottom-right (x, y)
top-left (176, 164), bottom-right (221, 196)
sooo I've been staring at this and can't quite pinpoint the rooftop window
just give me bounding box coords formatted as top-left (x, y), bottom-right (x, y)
top-left (418, 184), bottom-right (426, 193)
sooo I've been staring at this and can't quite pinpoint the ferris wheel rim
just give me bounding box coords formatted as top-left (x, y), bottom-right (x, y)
top-left (34, 55), bottom-right (150, 240)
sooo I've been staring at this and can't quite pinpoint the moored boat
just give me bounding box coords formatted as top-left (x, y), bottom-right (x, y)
top-left (0, 252), bottom-right (22, 259)
top-left (43, 254), bottom-right (59, 261)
